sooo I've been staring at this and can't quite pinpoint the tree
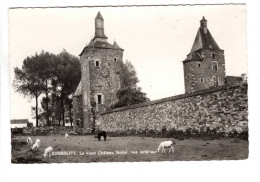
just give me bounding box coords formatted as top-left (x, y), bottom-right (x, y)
top-left (13, 53), bottom-right (46, 127)
top-left (36, 51), bottom-right (56, 126)
top-left (112, 87), bottom-right (149, 108)
top-left (52, 50), bottom-right (81, 126)
top-left (120, 60), bottom-right (139, 88)
top-left (110, 60), bottom-right (149, 109)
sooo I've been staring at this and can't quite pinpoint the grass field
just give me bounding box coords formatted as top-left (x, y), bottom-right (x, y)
top-left (11, 135), bottom-right (248, 163)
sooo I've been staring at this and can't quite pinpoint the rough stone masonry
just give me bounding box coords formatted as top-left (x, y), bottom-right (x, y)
top-left (97, 83), bottom-right (248, 135)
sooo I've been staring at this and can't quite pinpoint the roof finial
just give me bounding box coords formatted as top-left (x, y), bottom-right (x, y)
top-left (95, 11), bottom-right (103, 20)
top-left (201, 16), bottom-right (206, 21)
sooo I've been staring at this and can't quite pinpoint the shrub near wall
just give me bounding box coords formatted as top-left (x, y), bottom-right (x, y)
top-left (97, 83), bottom-right (248, 139)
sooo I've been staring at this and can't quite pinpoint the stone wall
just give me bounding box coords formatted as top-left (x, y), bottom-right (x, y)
top-left (96, 83), bottom-right (248, 137)
top-left (72, 95), bottom-right (83, 133)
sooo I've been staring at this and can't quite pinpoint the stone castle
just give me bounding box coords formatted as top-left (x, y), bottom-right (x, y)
top-left (73, 12), bottom-right (124, 133)
top-left (73, 12), bottom-right (246, 133)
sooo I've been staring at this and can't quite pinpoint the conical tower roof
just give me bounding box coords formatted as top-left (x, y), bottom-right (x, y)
top-left (190, 17), bottom-right (221, 53)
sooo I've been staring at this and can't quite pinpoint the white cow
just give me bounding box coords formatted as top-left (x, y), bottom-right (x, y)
top-left (157, 140), bottom-right (175, 154)
top-left (43, 147), bottom-right (53, 158)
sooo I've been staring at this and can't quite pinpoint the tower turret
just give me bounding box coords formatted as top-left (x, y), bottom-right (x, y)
top-left (182, 17), bottom-right (226, 93)
top-left (73, 12), bottom-right (124, 134)
top-left (200, 16), bottom-right (207, 33)
top-left (94, 12), bottom-right (108, 41)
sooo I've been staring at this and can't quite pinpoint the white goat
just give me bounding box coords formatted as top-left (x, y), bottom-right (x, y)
top-left (26, 137), bottom-right (33, 145)
top-left (43, 146), bottom-right (53, 158)
top-left (157, 140), bottom-right (175, 154)
top-left (35, 139), bottom-right (40, 148)
top-left (32, 142), bottom-right (39, 151)
top-left (65, 133), bottom-right (69, 138)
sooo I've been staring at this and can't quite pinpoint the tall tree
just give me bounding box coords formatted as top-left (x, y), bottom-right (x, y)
top-left (52, 50), bottom-right (81, 126)
top-left (13, 53), bottom-right (46, 127)
top-left (110, 60), bottom-right (149, 109)
top-left (37, 51), bottom-right (56, 126)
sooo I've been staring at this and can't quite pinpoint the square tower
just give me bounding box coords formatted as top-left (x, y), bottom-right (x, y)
top-left (183, 17), bottom-right (226, 93)
top-left (73, 12), bottom-right (124, 133)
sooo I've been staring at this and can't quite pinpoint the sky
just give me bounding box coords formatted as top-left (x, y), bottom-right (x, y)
top-left (9, 5), bottom-right (247, 122)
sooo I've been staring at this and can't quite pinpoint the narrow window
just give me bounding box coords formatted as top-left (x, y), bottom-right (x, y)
top-left (114, 58), bottom-right (117, 62)
top-left (95, 61), bottom-right (100, 67)
top-left (197, 63), bottom-right (201, 68)
top-left (200, 78), bottom-right (204, 83)
top-left (97, 94), bottom-right (102, 104)
top-left (211, 52), bottom-right (216, 58)
top-left (213, 76), bottom-right (219, 86)
top-left (212, 61), bottom-right (218, 71)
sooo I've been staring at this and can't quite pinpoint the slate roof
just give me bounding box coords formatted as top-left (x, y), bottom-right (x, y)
top-left (225, 76), bottom-right (243, 84)
top-left (11, 119), bottom-right (28, 124)
top-left (190, 28), bottom-right (221, 53)
top-left (73, 80), bottom-right (82, 96)
top-left (79, 39), bottom-right (124, 56)
top-left (183, 52), bottom-right (203, 62)
top-left (113, 41), bottom-right (122, 50)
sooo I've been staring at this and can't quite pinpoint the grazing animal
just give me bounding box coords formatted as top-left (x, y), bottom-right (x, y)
top-left (65, 133), bottom-right (69, 138)
top-left (97, 131), bottom-right (107, 141)
top-left (26, 137), bottom-right (33, 145)
top-left (157, 140), bottom-right (175, 154)
top-left (32, 142), bottom-right (39, 151)
top-left (43, 146), bottom-right (53, 158)
top-left (35, 139), bottom-right (40, 147)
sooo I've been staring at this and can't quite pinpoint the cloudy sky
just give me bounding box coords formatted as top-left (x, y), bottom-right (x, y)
top-left (9, 4), bottom-right (247, 121)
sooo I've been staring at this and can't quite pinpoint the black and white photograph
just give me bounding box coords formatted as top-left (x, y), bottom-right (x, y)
top-left (9, 4), bottom-right (249, 163)
top-left (1, 1), bottom-right (260, 182)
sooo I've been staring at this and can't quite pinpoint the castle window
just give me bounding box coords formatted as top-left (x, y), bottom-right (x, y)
top-left (213, 76), bottom-right (219, 86)
top-left (95, 60), bottom-right (100, 67)
top-left (186, 75), bottom-right (190, 80)
top-left (97, 94), bottom-right (102, 104)
top-left (200, 78), bottom-right (204, 83)
top-left (212, 61), bottom-right (218, 71)
top-left (197, 63), bottom-right (201, 67)
top-left (114, 58), bottom-right (117, 62)
top-left (211, 52), bottom-right (216, 58)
